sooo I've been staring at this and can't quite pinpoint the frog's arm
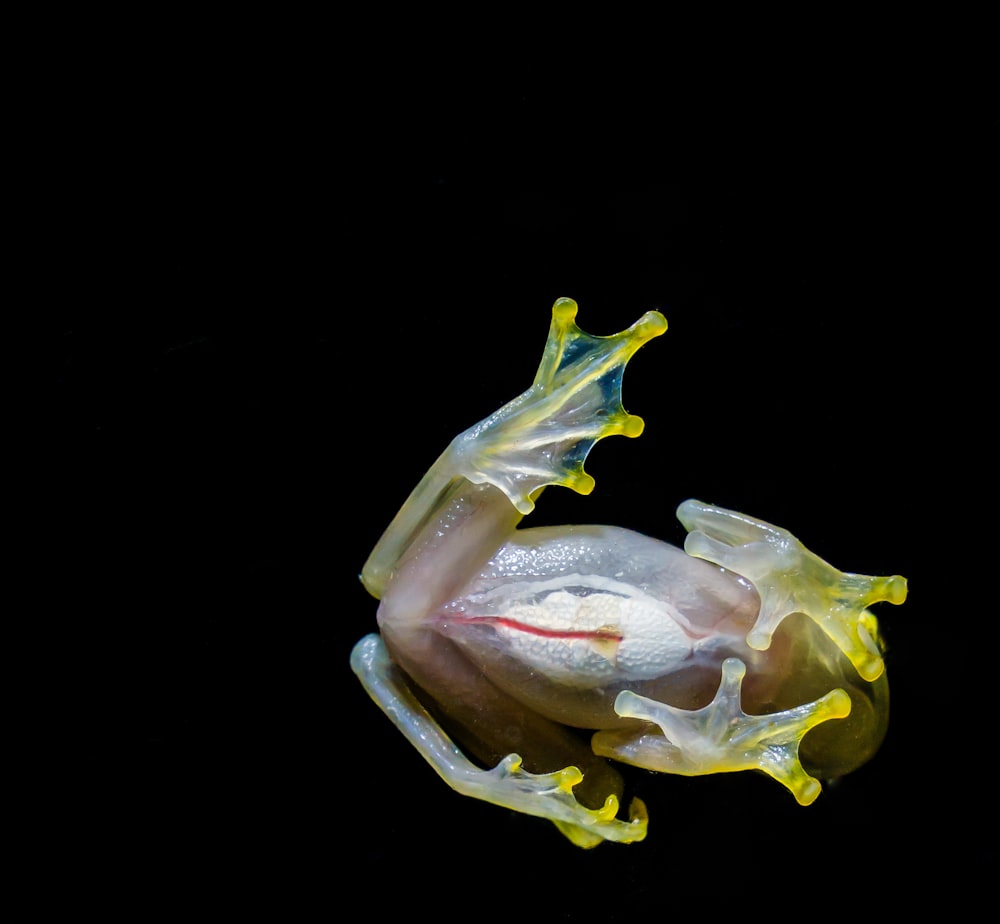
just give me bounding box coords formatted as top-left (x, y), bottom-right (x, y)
top-left (593, 658), bottom-right (851, 805)
top-left (351, 634), bottom-right (648, 847)
top-left (361, 298), bottom-right (667, 598)
top-left (677, 499), bottom-right (908, 682)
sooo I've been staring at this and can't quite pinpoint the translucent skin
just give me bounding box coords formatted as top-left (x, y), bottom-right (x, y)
top-left (352, 298), bottom-right (907, 847)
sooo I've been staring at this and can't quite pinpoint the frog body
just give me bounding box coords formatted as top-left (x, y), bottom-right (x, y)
top-left (439, 525), bottom-right (764, 719)
top-left (351, 298), bottom-right (907, 847)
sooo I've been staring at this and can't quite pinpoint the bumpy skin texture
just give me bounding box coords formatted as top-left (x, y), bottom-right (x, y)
top-left (352, 298), bottom-right (907, 848)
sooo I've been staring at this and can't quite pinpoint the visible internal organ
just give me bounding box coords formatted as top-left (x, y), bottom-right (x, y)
top-left (352, 299), bottom-right (908, 847)
top-left (445, 578), bottom-right (717, 686)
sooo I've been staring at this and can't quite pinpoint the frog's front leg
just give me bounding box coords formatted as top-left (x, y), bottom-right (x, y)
top-left (351, 634), bottom-right (648, 848)
top-left (677, 499), bottom-right (908, 682)
top-left (592, 658), bottom-right (851, 805)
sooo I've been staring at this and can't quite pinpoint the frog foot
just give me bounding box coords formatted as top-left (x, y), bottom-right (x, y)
top-left (351, 634), bottom-right (647, 848)
top-left (451, 297), bottom-right (667, 514)
top-left (593, 658), bottom-right (851, 805)
top-left (477, 755), bottom-right (649, 849)
top-left (676, 499), bottom-right (908, 682)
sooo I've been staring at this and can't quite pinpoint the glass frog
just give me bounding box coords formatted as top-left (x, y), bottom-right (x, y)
top-left (351, 298), bottom-right (907, 848)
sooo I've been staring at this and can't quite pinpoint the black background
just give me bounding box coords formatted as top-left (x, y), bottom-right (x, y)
top-left (48, 25), bottom-right (994, 916)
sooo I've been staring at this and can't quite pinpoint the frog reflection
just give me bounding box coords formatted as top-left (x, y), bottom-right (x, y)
top-left (351, 298), bottom-right (907, 847)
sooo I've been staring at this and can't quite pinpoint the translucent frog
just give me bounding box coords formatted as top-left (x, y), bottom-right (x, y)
top-left (351, 298), bottom-right (908, 848)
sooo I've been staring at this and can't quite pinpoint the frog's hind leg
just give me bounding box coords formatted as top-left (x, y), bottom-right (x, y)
top-left (454, 297), bottom-right (668, 514)
top-left (351, 633), bottom-right (648, 848)
top-left (361, 299), bottom-right (666, 598)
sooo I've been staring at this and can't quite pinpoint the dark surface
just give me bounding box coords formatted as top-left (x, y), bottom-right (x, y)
top-left (49, 35), bottom-right (993, 915)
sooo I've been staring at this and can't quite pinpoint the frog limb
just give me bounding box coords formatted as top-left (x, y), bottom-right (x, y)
top-left (361, 299), bottom-right (666, 598)
top-left (351, 633), bottom-right (648, 848)
top-left (593, 658), bottom-right (851, 805)
top-left (676, 499), bottom-right (908, 682)
top-left (457, 297), bottom-right (667, 514)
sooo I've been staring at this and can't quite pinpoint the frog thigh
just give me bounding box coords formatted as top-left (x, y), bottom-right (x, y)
top-left (351, 634), bottom-right (648, 847)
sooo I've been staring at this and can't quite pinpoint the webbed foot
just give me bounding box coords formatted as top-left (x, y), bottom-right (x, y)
top-left (351, 634), bottom-right (648, 847)
top-left (677, 499), bottom-right (908, 681)
top-left (593, 658), bottom-right (851, 805)
top-left (452, 297), bottom-right (667, 513)
top-left (361, 299), bottom-right (666, 598)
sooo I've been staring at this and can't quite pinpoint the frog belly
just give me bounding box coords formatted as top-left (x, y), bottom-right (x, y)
top-left (448, 577), bottom-right (699, 687)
